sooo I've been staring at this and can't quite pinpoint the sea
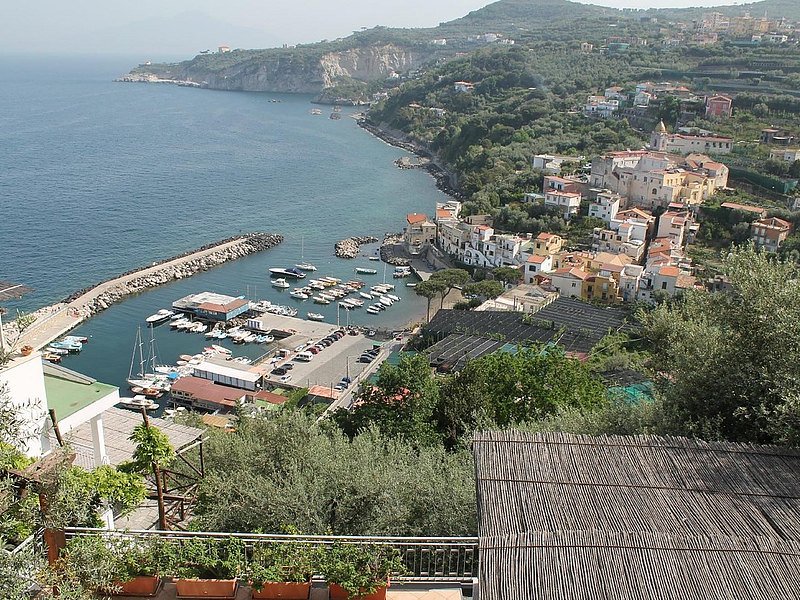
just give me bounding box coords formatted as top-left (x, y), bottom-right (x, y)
top-left (0, 55), bottom-right (448, 391)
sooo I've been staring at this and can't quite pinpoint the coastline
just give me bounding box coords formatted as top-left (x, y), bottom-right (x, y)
top-left (357, 118), bottom-right (465, 200)
top-left (10, 233), bottom-right (283, 350)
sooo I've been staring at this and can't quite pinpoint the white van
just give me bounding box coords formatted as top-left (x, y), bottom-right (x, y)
top-left (295, 351), bottom-right (314, 362)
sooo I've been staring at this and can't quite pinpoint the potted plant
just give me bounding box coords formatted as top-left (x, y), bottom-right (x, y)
top-left (247, 541), bottom-right (318, 599)
top-left (167, 537), bottom-right (245, 599)
top-left (59, 534), bottom-right (163, 597)
top-left (20, 345), bottom-right (33, 356)
top-left (321, 543), bottom-right (406, 600)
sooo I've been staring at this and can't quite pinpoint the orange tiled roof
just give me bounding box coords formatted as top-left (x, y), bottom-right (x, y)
top-left (406, 213), bottom-right (428, 224)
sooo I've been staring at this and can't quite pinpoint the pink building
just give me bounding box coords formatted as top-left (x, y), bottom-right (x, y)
top-left (705, 95), bottom-right (733, 118)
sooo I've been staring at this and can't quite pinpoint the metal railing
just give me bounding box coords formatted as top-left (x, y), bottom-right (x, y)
top-left (64, 528), bottom-right (479, 582)
top-left (9, 530), bottom-right (44, 556)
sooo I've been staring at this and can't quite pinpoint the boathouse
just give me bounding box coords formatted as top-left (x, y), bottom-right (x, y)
top-left (170, 376), bottom-right (246, 412)
top-left (172, 292), bottom-right (250, 321)
top-left (192, 360), bottom-right (262, 391)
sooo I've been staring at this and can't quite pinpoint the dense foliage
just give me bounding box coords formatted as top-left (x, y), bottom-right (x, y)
top-left (192, 411), bottom-right (477, 536)
top-left (642, 246), bottom-right (800, 444)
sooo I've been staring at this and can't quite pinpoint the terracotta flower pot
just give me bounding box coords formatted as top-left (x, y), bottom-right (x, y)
top-left (251, 581), bottom-right (311, 599)
top-left (20, 346), bottom-right (33, 356)
top-left (328, 583), bottom-right (387, 600)
top-left (112, 576), bottom-right (162, 597)
top-left (174, 578), bottom-right (238, 599)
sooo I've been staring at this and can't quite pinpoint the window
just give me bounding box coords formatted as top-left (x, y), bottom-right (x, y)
top-left (661, 281), bottom-right (668, 290)
top-left (652, 188), bottom-right (658, 195)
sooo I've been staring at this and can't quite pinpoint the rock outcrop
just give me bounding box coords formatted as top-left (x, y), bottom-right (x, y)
top-left (335, 236), bottom-right (379, 259)
top-left (122, 45), bottom-right (431, 95)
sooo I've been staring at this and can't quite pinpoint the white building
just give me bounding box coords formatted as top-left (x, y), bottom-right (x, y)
top-left (769, 148), bottom-right (800, 163)
top-left (524, 254), bottom-right (554, 283)
top-left (584, 96), bottom-right (619, 118)
top-left (532, 154), bottom-right (585, 175)
top-left (0, 353), bottom-right (120, 463)
top-left (454, 81), bottom-right (475, 93)
top-left (588, 191), bottom-right (621, 224)
top-left (650, 121), bottom-right (733, 155)
top-left (545, 190), bottom-right (582, 218)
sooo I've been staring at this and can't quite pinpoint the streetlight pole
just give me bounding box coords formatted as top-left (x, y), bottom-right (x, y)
top-left (337, 303), bottom-right (340, 327)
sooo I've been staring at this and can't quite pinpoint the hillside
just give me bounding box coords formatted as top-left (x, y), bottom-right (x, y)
top-left (122, 0), bottom-right (799, 97)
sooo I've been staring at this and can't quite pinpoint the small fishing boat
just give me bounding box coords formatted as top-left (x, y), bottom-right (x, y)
top-left (191, 322), bottom-right (208, 333)
top-left (295, 262), bottom-right (317, 271)
top-left (145, 309), bottom-right (174, 324)
top-left (307, 312), bottom-right (325, 321)
top-left (63, 335), bottom-right (88, 344)
top-left (171, 318), bottom-right (190, 329)
top-left (379, 296), bottom-right (393, 306)
top-left (290, 290), bottom-right (309, 299)
top-left (386, 294), bottom-right (400, 302)
top-left (119, 396), bottom-right (159, 411)
top-left (272, 278), bottom-right (291, 289)
top-left (312, 296), bottom-right (330, 304)
top-left (359, 292), bottom-right (373, 300)
top-left (366, 307), bottom-right (381, 314)
top-left (406, 283), bottom-right (417, 288)
top-left (42, 353), bottom-right (62, 363)
top-left (45, 346), bottom-right (70, 356)
top-left (368, 256), bottom-right (380, 261)
top-left (211, 344), bottom-right (231, 355)
top-left (355, 267), bottom-right (378, 275)
top-left (50, 340), bottom-right (82, 352)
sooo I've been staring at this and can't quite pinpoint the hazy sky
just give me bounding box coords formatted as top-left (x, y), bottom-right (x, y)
top-left (2, 0), bottom-right (745, 57)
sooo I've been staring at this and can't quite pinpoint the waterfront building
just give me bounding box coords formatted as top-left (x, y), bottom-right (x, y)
top-left (172, 292), bottom-right (250, 322)
top-left (403, 213), bottom-right (437, 254)
top-left (170, 376), bottom-right (246, 413)
top-left (192, 360), bottom-right (263, 391)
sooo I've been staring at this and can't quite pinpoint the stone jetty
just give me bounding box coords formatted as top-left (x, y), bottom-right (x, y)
top-left (14, 233), bottom-right (283, 350)
top-left (335, 236), bottom-right (378, 259)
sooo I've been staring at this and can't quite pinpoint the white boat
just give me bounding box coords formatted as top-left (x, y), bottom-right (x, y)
top-left (269, 267), bottom-right (306, 279)
top-left (355, 267), bottom-right (378, 275)
top-left (191, 322), bottom-right (208, 333)
top-left (386, 294), bottom-right (400, 302)
top-left (313, 296), bottom-right (330, 304)
top-left (171, 318), bottom-right (189, 328)
top-left (307, 312), bottom-right (325, 321)
top-left (211, 344), bottom-right (231, 355)
top-left (406, 283), bottom-right (417, 288)
top-left (368, 256), bottom-right (380, 261)
top-left (176, 320), bottom-right (194, 330)
top-left (170, 312), bottom-right (184, 320)
top-left (367, 307), bottom-right (381, 314)
top-left (379, 296), bottom-right (393, 306)
top-left (360, 292), bottom-right (373, 300)
top-left (45, 346), bottom-right (70, 356)
top-left (273, 278), bottom-right (291, 289)
top-left (145, 309), bottom-right (174, 324)
top-left (119, 395), bottom-right (159, 411)
top-left (290, 290), bottom-right (309, 300)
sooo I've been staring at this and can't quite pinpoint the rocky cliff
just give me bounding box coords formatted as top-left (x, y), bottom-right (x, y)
top-left (129, 44), bottom-right (431, 94)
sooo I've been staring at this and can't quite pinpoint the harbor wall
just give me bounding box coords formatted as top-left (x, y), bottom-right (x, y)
top-left (15, 233), bottom-right (283, 350)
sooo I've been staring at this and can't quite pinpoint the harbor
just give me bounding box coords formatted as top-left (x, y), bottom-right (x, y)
top-left (8, 233), bottom-right (283, 352)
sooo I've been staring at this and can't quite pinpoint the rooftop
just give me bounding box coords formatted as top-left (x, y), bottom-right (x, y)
top-left (44, 368), bottom-right (117, 422)
top-left (474, 430), bottom-right (800, 600)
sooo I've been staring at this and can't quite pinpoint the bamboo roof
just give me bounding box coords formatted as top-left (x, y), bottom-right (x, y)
top-left (473, 431), bottom-right (800, 599)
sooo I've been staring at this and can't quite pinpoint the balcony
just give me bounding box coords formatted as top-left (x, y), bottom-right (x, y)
top-left (56, 528), bottom-right (479, 599)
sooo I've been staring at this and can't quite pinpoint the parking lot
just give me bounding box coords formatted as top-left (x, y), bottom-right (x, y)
top-left (263, 331), bottom-right (379, 390)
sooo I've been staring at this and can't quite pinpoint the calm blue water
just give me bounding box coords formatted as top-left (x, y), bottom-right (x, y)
top-left (0, 55), bottom-right (446, 389)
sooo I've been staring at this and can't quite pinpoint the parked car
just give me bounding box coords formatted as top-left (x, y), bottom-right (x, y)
top-left (271, 367), bottom-right (287, 376)
top-left (282, 362), bottom-right (294, 370)
top-left (278, 374), bottom-right (293, 383)
top-left (308, 346), bottom-right (320, 354)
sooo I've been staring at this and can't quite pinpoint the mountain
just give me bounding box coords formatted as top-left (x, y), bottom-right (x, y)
top-left (438, 0), bottom-right (615, 32)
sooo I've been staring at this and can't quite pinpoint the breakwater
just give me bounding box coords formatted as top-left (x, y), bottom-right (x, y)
top-left (357, 119), bottom-right (465, 200)
top-left (335, 236), bottom-right (379, 259)
top-left (15, 233), bottom-right (283, 350)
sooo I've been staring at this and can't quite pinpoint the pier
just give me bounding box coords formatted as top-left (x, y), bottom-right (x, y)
top-left (13, 233), bottom-right (283, 351)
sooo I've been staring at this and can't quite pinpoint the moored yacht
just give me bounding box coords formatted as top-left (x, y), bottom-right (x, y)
top-left (272, 278), bottom-right (291, 289)
top-left (269, 267), bottom-right (306, 279)
top-left (307, 312), bottom-right (325, 321)
top-left (145, 309), bottom-right (174, 324)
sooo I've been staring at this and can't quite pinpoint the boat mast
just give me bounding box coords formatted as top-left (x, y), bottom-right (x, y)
top-left (128, 327), bottom-right (140, 380)
top-left (148, 326), bottom-right (158, 373)
top-left (383, 262), bottom-right (387, 284)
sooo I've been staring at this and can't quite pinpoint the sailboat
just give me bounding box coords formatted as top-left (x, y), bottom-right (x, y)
top-left (126, 327), bottom-right (169, 391)
top-left (295, 236), bottom-right (317, 271)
